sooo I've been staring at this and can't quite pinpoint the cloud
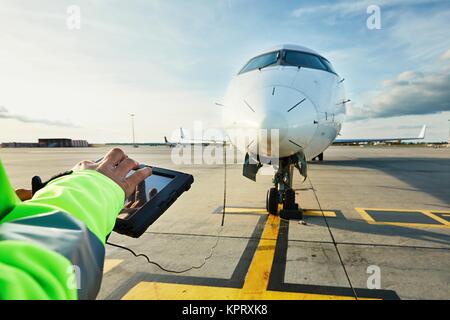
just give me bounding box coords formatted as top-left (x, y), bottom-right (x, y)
top-left (347, 67), bottom-right (450, 120)
top-left (291, 0), bottom-right (445, 17)
top-left (0, 106), bottom-right (78, 127)
top-left (441, 49), bottom-right (450, 60)
top-left (292, 1), bottom-right (367, 17)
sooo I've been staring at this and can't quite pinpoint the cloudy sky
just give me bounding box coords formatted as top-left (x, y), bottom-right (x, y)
top-left (0, 0), bottom-right (449, 143)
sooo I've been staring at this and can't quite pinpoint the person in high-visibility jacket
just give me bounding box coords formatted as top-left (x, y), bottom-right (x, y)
top-left (0, 148), bottom-right (152, 300)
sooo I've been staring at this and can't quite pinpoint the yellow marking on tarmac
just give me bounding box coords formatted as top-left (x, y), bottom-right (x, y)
top-left (355, 208), bottom-right (450, 229)
top-left (224, 208), bottom-right (268, 214)
top-left (122, 214), bottom-right (355, 300)
top-left (122, 282), bottom-right (353, 300)
top-left (224, 207), bottom-right (336, 217)
top-left (421, 211), bottom-right (450, 226)
top-left (364, 222), bottom-right (450, 229)
top-left (425, 210), bottom-right (450, 213)
top-left (103, 259), bottom-right (123, 274)
top-left (303, 210), bottom-right (337, 217)
top-left (355, 208), bottom-right (377, 223)
top-left (241, 214), bottom-right (279, 294)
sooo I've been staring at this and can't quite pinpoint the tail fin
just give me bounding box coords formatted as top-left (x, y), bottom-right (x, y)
top-left (418, 125), bottom-right (427, 139)
top-left (164, 136), bottom-right (169, 144)
top-left (180, 127), bottom-right (185, 140)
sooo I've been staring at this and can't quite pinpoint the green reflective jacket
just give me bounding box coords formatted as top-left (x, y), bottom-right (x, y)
top-left (0, 161), bottom-right (124, 300)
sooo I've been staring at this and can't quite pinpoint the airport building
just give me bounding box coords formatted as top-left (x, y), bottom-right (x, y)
top-left (38, 138), bottom-right (73, 148)
top-left (1, 138), bottom-right (89, 148)
top-left (0, 142), bottom-right (40, 148)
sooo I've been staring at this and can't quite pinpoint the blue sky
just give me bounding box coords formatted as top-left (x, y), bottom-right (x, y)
top-left (0, 0), bottom-right (449, 142)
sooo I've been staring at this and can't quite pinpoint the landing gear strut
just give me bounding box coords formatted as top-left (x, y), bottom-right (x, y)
top-left (265, 155), bottom-right (305, 219)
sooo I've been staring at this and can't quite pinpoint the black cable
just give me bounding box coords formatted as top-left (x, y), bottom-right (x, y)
top-left (106, 141), bottom-right (229, 274)
top-left (221, 141), bottom-right (227, 226)
top-left (106, 230), bottom-right (222, 274)
top-left (307, 176), bottom-right (359, 300)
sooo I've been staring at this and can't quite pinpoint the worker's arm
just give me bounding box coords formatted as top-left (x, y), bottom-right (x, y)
top-left (0, 148), bottom-right (151, 300)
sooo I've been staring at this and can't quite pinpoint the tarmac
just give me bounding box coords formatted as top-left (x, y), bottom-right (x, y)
top-left (1, 145), bottom-right (449, 300)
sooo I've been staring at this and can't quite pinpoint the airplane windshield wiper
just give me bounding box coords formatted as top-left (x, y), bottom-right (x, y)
top-left (258, 61), bottom-right (277, 71)
top-left (258, 52), bottom-right (280, 71)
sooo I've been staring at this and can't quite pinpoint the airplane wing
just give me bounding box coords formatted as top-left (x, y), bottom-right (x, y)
top-left (334, 125), bottom-right (426, 144)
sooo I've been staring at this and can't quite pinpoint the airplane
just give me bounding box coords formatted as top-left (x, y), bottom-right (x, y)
top-left (166, 44), bottom-right (426, 216)
top-left (163, 128), bottom-right (212, 147)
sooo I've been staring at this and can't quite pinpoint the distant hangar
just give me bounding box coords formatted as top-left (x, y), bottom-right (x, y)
top-left (1, 138), bottom-right (89, 148)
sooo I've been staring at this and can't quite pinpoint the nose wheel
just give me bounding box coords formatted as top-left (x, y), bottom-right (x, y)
top-left (266, 187), bottom-right (300, 217)
top-left (266, 187), bottom-right (278, 215)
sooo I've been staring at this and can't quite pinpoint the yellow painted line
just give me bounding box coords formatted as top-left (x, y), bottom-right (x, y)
top-left (224, 207), bottom-right (336, 217)
top-left (103, 259), bottom-right (123, 274)
top-left (355, 208), bottom-right (450, 229)
top-left (366, 222), bottom-right (450, 229)
top-left (303, 210), bottom-right (336, 217)
top-left (357, 207), bottom-right (450, 214)
top-left (122, 214), bottom-right (356, 300)
top-left (421, 211), bottom-right (450, 226)
top-left (122, 282), bottom-right (354, 300)
top-left (224, 207), bottom-right (268, 214)
top-left (442, 214), bottom-right (450, 218)
top-left (355, 208), bottom-right (376, 223)
top-left (427, 210), bottom-right (450, 214)
top-left (242, 213), bottom-right (279, 293)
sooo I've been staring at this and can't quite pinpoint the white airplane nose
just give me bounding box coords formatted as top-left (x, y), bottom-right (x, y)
top-left (243, 86), bottom-right (319, 158)
top-left (259, 111), bottom-right (289, 139)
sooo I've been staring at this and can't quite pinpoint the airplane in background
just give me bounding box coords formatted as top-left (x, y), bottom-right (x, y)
top-left (164, 44), bottom-right (427, 216)
top-left (162, 128), bottom-right (212, 148)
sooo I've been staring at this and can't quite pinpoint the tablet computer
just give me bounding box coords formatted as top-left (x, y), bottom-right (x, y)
top-left (114, 166), bottom-right (194, 238)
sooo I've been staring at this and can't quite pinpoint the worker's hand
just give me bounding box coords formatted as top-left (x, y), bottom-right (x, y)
top-left (119, 186), bottom-right (158, 218)
top-left (72, 148), bottom-right (152, 198)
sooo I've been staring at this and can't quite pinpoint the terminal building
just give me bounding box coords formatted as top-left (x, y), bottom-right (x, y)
top-left (2, 138), bottom-right (89, 148)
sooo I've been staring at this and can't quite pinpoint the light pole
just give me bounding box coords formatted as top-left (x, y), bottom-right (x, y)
top-left (448, 119), bottom-right (450, 145)
top-left (130, 114), bottom-right (136, 147)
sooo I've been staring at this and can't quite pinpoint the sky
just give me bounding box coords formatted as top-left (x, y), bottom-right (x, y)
top-left (0, 0), bottom-right (449, 143)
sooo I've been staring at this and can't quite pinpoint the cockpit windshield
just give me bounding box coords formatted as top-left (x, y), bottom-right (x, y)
top-left (238, 49), bottom-right (338, 76)
top-left (239, 51), bottom-right (279, 74)
top-left (318, 58), bottom-right (337, 74)
top-left (283, 50), bottom-right (337, 75)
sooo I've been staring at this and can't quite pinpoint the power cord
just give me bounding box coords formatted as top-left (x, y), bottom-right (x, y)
top-left (106, 141), bottom-right (228, 274)
top-left (307, 176), bottom-right (359, 300)
top-left (106, 228), bottom-right (222, 274)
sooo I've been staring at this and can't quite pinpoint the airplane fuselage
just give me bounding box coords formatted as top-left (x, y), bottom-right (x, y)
top-left (223, 44), bottom-right (346, 161)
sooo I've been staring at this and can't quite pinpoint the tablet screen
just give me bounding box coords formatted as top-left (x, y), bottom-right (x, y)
top-left (120, 170), bottom-right (174, 218)
top-left (142, 173), bottom-right (174, 201)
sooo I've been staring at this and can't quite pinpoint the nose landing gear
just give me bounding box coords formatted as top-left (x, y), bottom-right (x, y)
top-left (243, 151), bottom-right (307, 220)
top-left (265, 154), bottom-right (306, 219)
